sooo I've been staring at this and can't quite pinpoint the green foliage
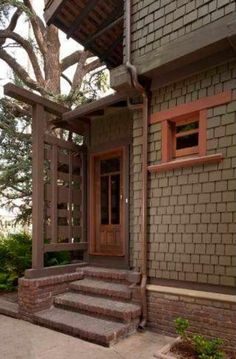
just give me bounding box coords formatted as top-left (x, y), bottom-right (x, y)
top-left (0, 232), bottom-right (31, 291)
top-left (174, 317), bottom-right (189, 339)
top-left (0, 233), bottom-right (72, 291)
top-left (44, 251), bottom-right (70, 267)
top-left (193, 335), bottom-right (224, 359)
top-left (174, 318), bottom-right (225, 359)
top-left (0, 99), bottom-right (32, 224)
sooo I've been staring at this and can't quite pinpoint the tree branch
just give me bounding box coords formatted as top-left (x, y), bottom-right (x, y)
top-left (61, 50), bottom-right (83, 72)
top-left (70, 51), bottom-right (89, 93)
top-left (0, 48), bottom-right (47, 95)
top-left (0, 8), bottom-right (22, 47)
top-left (83, 58), bottom-right (102, 75)
top-left (7, 8), bottom-right (22, 32)
top-left (0, 30), bottom-right (45, 86)
top-left (23, 0), bottom-right (47, 56)
top-left (61, 73), bottom-right (72, 86)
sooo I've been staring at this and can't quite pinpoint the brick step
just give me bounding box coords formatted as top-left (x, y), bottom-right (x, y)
top-left (78, 266), bottom-right (128, 283)
top-left (70, 278), bottom-right (132, 300)
top-left (54, 292), bottom-right (141, 322)
top-left (34, 306), bottom-right (137, 347)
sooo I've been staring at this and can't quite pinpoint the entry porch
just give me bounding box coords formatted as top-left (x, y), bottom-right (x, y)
top-left (4, 83), bottom-right (138, 277)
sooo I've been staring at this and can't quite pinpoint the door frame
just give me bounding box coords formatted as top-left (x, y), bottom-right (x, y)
top-left (88, 138), bottom-right (130, 269)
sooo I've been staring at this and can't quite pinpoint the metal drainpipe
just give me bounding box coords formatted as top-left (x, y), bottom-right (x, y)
top-left (125, 0), bottom-right (148, 329)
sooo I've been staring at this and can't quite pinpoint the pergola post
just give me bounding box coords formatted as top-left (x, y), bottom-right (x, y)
top-left (32, 104), bottom-right (46, 269)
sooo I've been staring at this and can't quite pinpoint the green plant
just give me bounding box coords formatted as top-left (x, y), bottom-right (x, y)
top-left (0, 232), bottom-right (72, 292)
top-left (173, 318), bottom-right (225, 359)
top-left (193, 335), bottom-right (224, 359)
top-left (174, 317), bottom-right (190, 340)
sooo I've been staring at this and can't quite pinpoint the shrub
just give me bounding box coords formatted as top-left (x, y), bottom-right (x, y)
top-left (0, 232), bottom-right (71, 291)
top-left (174, 317), bottom-right (225, 359)
top-left (174, 317), bottom-right (189, 340)
top-left (193, 335), bottom-right (224, 359)
top-left (0, 232), bottom-right (31, 291)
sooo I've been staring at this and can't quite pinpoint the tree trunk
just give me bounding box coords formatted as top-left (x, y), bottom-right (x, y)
top-left (44, 25), bottom-right (61, 94)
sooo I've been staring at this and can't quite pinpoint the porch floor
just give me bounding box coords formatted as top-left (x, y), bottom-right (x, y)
top-left (0, 314), bottom-right (174, 359)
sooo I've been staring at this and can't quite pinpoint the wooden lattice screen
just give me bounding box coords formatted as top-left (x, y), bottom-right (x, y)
top-left (43, 134), bottom-right (87, 253)
top-left (3, 84), bottom-right (88, 273)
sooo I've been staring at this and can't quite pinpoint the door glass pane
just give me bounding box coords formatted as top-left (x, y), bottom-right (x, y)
top-left (111, 174), bottom-right (120, 224)
top-left (101, 176), bottom-right (109, 224)
top-left (101, 157), bottom-right (120, 174)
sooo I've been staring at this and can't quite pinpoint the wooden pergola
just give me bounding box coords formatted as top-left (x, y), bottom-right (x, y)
top-left (4, 83), bottom-right (88, 278)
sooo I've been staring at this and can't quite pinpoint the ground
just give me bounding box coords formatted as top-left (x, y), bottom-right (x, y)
top-left (0, 315), bottom-right (173, 359)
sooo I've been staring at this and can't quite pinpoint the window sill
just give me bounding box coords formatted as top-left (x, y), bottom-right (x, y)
top-left (148, 153), bottom-right (223, 173)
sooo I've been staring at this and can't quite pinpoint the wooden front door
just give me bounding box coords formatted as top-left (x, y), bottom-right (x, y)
top-left (90, 148), bottom-right (125, 256)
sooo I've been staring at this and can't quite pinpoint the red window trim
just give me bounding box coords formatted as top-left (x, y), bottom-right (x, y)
top-left (147, 153), bottom-right (223, 173)
top-left (161, 110), bottom-right (207, 163)
top-left (150, 91), bottom-right (232, 125)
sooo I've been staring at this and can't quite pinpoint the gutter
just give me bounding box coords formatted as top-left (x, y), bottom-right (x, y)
top-left (125, 0), bottom-right (149, 329)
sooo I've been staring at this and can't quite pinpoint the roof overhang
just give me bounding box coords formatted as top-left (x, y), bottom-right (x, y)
top-left (44, 0), bottom-right (124, 69)
top-left (52, 90), bottom-right (139, 134)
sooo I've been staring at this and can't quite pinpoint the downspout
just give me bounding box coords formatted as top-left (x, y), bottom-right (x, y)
top-left (125, 0), bottom-right (148, 329)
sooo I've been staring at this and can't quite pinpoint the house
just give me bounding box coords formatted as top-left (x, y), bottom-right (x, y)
top-left (4, 0), bottom-right (236, 350)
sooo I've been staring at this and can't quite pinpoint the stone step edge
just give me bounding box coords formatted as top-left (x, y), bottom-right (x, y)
top-left (33, 308), bottom-right (138, 347)
top-left (69, 280), bottom-right (132, 300)
top-left (54, 294), bottom-right (141, 323)
top-left (77, 267), bottom-right (141, 284)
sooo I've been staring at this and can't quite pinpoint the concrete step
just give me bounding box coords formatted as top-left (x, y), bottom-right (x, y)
top-left (78, 266), bottom-right (128, 283)
top-left (54, 292), bottom-right (141, 322)
top-left (34, 306), bottom-right (136, 347)
top-left (70, 278), bottom-right (132, 300)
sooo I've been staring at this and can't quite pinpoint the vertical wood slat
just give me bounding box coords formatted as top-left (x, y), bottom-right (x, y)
top-left (81, 150), bottom-right (87, 245)
top-left (68, 151), bottom-right (73, 242)
top-left (32, 104), bottom-right (45, 269)
top-left (51, 144), bottom-right (58, 243)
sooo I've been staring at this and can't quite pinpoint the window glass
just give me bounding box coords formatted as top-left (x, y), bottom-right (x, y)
top-left (176, 121), bottom-right (199, 133)
top-left (176, 133), bottom-right (199, 150)
top-left (111, 174), bottom-right (120, 224)
top-left (101, 158), bottom-right (120, 174)
top-left (101, 176), bottom-right (109, 224)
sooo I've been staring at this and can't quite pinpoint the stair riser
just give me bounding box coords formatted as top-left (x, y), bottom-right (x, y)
top-left (78, 269), bottom-right (128, 283)
top-left (54, 297), bottom-right (141, 323)
top-left (70, 283), bottom-right (131, 300)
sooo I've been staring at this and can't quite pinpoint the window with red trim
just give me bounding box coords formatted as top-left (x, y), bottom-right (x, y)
top-left (162, 110), bottom-right (207, 163)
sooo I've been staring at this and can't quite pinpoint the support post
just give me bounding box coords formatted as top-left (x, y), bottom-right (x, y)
top-left (32, 104), bottom-right (46, 269)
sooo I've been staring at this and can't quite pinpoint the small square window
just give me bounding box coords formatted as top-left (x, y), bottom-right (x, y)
top-left (161, 110), bottom-right (207, 163)
top-left (172, 117), bottom-right (199, 158)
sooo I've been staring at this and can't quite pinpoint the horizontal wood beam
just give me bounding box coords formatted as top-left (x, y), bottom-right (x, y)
top-left (44, 0), bottom-right (66, 25)
top-left (44, 134), bottom-right (86, 152)
top-left (24, 262), bottom-right (87, 279)
top-left (4, 83), bottom-right (69, 115)
top-left (44, 242), bottom-right (87, 253)
top-left (63, 90), bottom-right (137, 121)
top-left (84, 13), bottom-right (123, 48)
